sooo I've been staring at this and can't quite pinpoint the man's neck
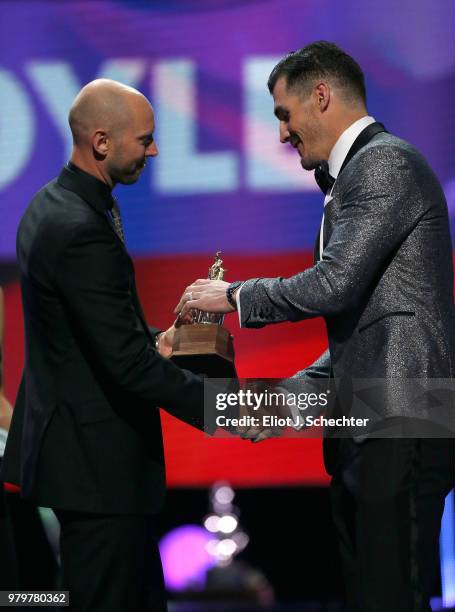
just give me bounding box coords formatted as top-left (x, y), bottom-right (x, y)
top-left (326, 109), bottom-right (369, 159)
top-left (327, 113), bottom-right (375, 179)
top-left (70, 151), bottom-right (114, 189)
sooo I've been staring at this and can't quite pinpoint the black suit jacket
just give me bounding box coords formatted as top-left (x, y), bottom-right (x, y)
top-left (1, 165), bottom-right (211, 514)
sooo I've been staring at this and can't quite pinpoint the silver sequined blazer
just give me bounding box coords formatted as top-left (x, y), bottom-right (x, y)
top-left (239, 132), bottom-right (455, 419)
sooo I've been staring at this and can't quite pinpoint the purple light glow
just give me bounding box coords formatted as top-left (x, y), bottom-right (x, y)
top-left (159, 525), bottom-right (216, 591)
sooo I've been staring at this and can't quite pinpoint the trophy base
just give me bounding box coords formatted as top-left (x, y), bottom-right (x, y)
top-left (171, 324), bottom-right (236, 378)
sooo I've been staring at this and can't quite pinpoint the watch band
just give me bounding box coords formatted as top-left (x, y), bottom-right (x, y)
top-left (226, 281), bottom-right (244, 310)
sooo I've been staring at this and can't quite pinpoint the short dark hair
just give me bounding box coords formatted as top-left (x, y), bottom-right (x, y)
top-left (268, 41), bottom-right (366, 104)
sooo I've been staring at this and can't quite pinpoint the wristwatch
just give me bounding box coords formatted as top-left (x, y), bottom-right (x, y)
top-left (226, 281), bottom-right (244, 310)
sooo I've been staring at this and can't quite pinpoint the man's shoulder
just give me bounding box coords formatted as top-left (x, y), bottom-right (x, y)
top-left (17, 175), bottom-right (111, 267)
top-left (365, 131), bottom-right (421, 157)
top-left (31, 174), bottom-right (95, 217)
top-left (21, 175), bottom-right (103, 237)
top-left (342, 132), bottom-right (431, 180)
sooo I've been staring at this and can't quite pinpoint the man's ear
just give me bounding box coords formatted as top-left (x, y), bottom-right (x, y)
top-left (92, 130), bottom-right (109, 156)
top-left (314, 82), bottom-right (330, 113)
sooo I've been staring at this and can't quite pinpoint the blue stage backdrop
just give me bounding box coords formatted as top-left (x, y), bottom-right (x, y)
top-left (1, 0), bottom-right (455, 258)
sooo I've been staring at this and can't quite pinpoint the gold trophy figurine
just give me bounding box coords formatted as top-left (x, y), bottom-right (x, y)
top-left (195, 251), bottom-right (225, 325)
top-left (171, 252), bottom-right (236, 377)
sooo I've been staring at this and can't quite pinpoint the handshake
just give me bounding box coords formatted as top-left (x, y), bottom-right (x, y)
top-left (220, 381), bottom-right (294, 443)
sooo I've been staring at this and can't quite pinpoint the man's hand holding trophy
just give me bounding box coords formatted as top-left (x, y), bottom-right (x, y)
top-left (171, 252), bottom-right (238, 378)
top-left (155, 252), bottom-right (236, 361)
top-left (175, 251), bottom-right (241, 321)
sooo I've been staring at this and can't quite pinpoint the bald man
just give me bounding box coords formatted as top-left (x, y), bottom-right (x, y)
top-left (1, 80), bottom-right (212, 612)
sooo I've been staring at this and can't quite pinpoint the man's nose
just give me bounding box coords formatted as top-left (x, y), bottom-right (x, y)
top-left (146, 141), bottom-right (158, 157)
top-left (279, 122), bottom-right (290, 144)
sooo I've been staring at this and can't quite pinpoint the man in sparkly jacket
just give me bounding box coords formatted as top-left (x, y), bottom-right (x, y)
top-left (176, 42), bottom-right (455, 611)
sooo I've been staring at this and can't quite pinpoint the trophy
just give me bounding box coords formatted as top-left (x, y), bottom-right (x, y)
top-left (170, 252), bottom-right (236, 377)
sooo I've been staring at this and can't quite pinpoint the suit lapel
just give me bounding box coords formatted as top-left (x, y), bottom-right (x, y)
top-left (339, 122), bottom-right (387, 175)
top-left (322, 198), bottom-right (337, 253)
top-left (314, 122), bottom-right (387, 261)
top-left (313, 227), bottom-right (321, 264)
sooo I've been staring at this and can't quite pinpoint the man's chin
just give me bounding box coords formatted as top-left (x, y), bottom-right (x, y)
top-left (300, 158), bottom-right (319, 172)
top-left (117, 178), bottom-right (138, 186)
top-left (117, 172), bottom-right (142, 185)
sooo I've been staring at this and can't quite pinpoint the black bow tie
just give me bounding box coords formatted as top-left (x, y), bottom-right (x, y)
top-left (314, 161), bottom-right (335, 195)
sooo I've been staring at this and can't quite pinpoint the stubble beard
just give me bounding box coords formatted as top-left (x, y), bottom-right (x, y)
top-left (300, 157), bottom-right (321, 172)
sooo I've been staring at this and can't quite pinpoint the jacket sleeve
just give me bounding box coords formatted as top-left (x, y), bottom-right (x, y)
top-left (239, 145), bottom-right (425, 328)
top-left (276, 350), bottom-right (332, 428)
top-left (287, 349), bottom-right (332, 381)
top-left (55, 224), bottom-right (210, 431)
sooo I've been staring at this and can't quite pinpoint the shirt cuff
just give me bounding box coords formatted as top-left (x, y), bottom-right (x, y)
top-left (0, 427), bottom-right (8, 458)
top-left (236, 283), bottom-right (245, 327)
